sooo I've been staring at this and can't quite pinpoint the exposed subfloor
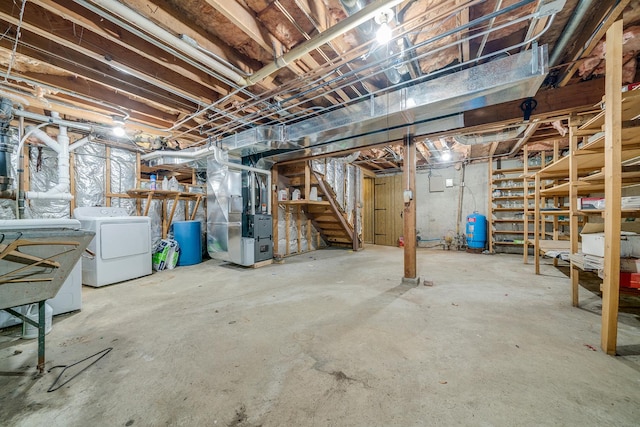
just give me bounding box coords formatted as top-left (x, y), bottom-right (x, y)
top-left (1, 246), bottom-right (639, 426)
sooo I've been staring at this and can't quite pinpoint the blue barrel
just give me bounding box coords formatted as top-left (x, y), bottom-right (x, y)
top-left (466, 212), bottom-right (487, 249)
top-left (173, 220), bottom-right (202, 266)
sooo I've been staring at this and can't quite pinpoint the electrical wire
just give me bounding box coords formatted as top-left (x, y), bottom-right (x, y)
top-left (47, 347), bottom-right (112, 392)
top-left (4, 0), bottom-right (26, 82)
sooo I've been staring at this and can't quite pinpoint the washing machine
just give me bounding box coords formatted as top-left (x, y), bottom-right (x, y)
top-left (0, 218), bottom-right (84, 328)
top-left (74, 207), bottom-right (152, 287)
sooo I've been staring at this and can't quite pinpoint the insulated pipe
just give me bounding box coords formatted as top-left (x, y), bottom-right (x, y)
top-left (83, 0), bottom-right (246, 86)
top-left (245, 0), bottom-right (405, 85)
top-left (548, 0), bottom-right (595, 66)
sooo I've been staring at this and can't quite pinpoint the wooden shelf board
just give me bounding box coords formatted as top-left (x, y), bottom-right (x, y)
top-left (279, 200), bottom-right (330, 206)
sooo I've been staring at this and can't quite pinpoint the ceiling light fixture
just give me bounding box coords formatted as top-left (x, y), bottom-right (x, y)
top-left (441, 150), bottom-right (452, 161)
top-left (112, 116), bottom-right (126, 137)
top-left (374, 9), bottom-right (394, 44)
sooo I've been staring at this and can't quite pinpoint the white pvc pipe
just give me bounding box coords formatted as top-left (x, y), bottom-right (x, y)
top-left (24, 112), bottom-right (74, 201)
top-left (69, 135), bottom-right (94, 152)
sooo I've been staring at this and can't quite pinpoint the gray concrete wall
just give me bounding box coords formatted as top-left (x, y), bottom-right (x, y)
top-left (415, 161), bottom-right (489, 243)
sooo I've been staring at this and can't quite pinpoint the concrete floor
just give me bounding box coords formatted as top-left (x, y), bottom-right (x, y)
top-left (1, 245), bottom-right (639, 426)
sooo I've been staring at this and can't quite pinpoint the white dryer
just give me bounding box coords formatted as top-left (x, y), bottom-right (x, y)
top-left (74, 207), bottom-right (152, 287)
top-left (0, 218), bottom-right (83, 328)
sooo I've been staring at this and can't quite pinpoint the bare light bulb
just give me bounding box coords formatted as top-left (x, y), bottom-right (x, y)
top-left (441, 150), bottom-right (452, 161)
top-left (112, 126), bottom-right (125, 137)
top-left (112, 117), bottom-right (126, 137)
top-left (376, 22), bottom-right (392, 44)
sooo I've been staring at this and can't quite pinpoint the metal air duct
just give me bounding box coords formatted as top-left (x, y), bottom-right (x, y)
top-left (215, 45), bottom-right (548, 162)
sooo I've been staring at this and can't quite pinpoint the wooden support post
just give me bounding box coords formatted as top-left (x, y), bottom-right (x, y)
top-left (272, 167), bottom-right (279, 256)
top-left (601, 19), bottom-right (623, 355)
top-left (523, 145), bottom-right (529, 263)
top-left (304, 161), bottom-right (311, 201)
top-left (402, 133), bottom-right (418, 283)
top-left (488, 150), bottom-right (494, 254)
top-left (534, 172), bottom-right (541, 275)
top-left (569, 116), bottom-right (580, 307)
top-left (105, 147), bottom-right (111, 207)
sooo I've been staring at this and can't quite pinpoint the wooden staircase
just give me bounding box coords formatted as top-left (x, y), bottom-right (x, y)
top-left (307, 171), bottom-right (357, 247)
top-left (275, 161), bottom-right (360, 252)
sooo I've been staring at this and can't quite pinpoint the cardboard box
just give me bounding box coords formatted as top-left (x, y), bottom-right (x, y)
top-left (580, 232), bottom-right (640, 258)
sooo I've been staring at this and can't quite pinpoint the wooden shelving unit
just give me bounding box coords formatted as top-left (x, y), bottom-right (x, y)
top-left (528, 21), bottom-right (640, 354)
top-left (488, 153), bottom-right (538, 253)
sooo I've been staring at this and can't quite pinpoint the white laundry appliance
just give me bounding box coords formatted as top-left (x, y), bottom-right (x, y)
top-left (74, 207), bottom-right (152, 287)
top-left (0, 218), bottom-right (84, 328)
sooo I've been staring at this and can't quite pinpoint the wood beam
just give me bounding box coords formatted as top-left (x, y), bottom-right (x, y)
top-left (464, 78), bottom-right (605, 130)
top-left (402, 134), bottom-right (417, 282)
top-left (601, 19), bottom-right (623, 356)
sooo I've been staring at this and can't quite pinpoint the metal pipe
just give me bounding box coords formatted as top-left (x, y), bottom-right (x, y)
top-left (14, 109), bottom-right (94, 132)
top-left (245, 0), bottom-right (405, 85)
top-left (548, 0), bottom-right (595, 66)
top-left (80, 0), bottom-right (246, 86)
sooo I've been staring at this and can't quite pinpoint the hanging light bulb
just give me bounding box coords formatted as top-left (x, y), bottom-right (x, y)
top-left (112, 116), bottom-right (126, 137)
top-left (441, 150), bottom-right (452, 161)
top-left (376, 21), bottom-right (392, 44)
top-left (374, 9), bottom-right (394, 44)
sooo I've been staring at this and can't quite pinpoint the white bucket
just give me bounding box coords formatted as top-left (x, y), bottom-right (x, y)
top-left (21, 303), bottom-right (53, 339)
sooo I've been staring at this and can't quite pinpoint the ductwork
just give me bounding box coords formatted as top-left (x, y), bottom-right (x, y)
top-left (212, 45), bottom-right (548, 162)
top-left (453, 125), bottom-right (528, 145)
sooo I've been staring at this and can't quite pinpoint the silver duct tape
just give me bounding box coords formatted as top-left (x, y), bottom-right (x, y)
top-left (75, 143), bottom-right (106, 208)
top-left (29, 146), bottom-right (70, 218)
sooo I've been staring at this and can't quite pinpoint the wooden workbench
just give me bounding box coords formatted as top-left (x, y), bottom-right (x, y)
top-left (126, 189), bottom-right (204, 238)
